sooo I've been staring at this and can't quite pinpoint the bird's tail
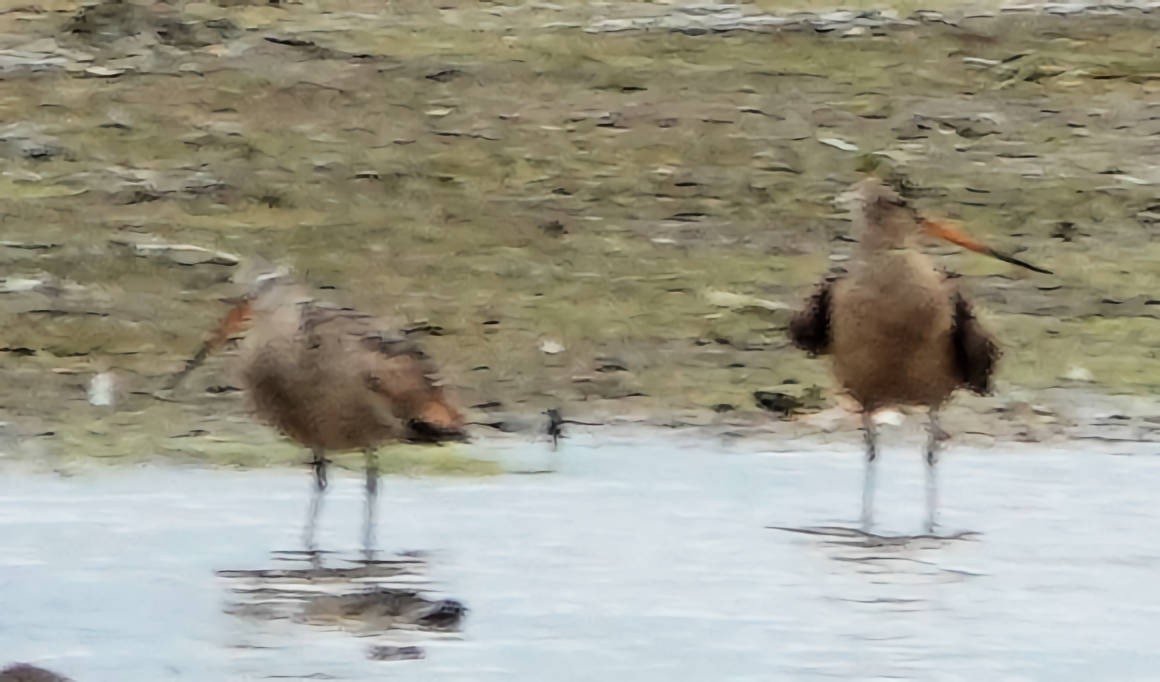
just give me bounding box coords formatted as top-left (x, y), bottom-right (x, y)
top-left (162, 298), bottom-right (254, 391)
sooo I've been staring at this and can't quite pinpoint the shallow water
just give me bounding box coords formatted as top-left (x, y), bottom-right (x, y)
top-left (3, 433), bottom-right (1160, 681)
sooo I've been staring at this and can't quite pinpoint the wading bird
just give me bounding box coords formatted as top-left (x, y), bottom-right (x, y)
top-left (166, 271), bottom-right (467, 555)
top-left (789, 178), bottom-right (1052, 533)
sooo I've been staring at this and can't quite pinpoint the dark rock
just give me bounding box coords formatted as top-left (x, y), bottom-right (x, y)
top-left (109, 188), bottom-right (163, 205)
top-left (911, 113), bottom-right (1000, 139)
top-left (539, 219), bottom-right (567, 237)
top-left (754, 390), bottom-right (804, 416)
top-left (1, 347), bottom-right (37, 357)
top-left (401, 320), bottom-right (444, 336)
top-left (425, 68), bottom-right (462, 82)
top-left (0, 241), bottom-right (60, 251)
top-left (0, 664), bottom-right (73, 682)
top-left (595, 356), bottom-right (628, 372)
top-left (1050, 221), bottom-right (1079, 241)
top-left (0, 124), bottom-right (69, 161)
top-left (205, 384), bottom-right (240, 394)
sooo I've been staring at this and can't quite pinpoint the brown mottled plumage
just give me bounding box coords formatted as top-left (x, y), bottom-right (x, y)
top-left (789, 178), bottom-right (1051, 533)
top-left (232, 280), bottom-right (464, 449)
top-left (170, 272), bottom-right (466, 556)
top-left (789, 265), bottom-right (1000, 408)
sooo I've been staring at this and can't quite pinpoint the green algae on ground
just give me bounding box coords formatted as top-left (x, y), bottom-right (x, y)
top-left (46, 413), bottom-right (502, 476)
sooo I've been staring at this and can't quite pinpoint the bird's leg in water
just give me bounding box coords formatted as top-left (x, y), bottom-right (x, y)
top-left (303, 446), bottom-right (328, 562)
top-left (925, 410), bottom-right (944, 534)
top-left (861, 412), bottom-right (879, 532)
top-left (362, 447), bottom-right (380, 562)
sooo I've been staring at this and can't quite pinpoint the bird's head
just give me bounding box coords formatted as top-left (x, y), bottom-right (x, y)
top-left (850, 177), bottom-right (1052, 275)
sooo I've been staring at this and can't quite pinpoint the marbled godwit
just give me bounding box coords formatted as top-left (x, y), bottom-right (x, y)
top-left (789, 178), bottom-right (1052, 533)
top-left (166, 272), bottom-right (467, 554)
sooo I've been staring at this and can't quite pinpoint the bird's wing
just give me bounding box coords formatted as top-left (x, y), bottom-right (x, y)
top-left (297, 301), bottom-right (463, 438)
top-left (297, 302), bottom-right (375, 334)
top-left (788, 272), bottom-right (843, 356)
top-left (361, 339), bottom-right (464, 440)
top-left (950, 288), bottom-right (1001, 395)
top-left (297, 303), bottom-right (446, 384)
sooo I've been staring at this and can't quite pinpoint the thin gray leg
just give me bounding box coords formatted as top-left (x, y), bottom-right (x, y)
top-left (861, 412), bottom-right (879, 532)
top-left (925, 409), bottom-right (943, 534)
top-left (362, 447), bottom-right (380, 561)
top-left (303, 447), bottom-right (328, 559)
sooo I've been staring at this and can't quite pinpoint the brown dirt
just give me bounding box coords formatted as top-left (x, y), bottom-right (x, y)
top-left (2, 0), bottom-right (1160, 466)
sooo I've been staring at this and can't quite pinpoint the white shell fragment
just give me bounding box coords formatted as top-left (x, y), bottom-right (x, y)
top-left (88, 372), bottom-right (117, 407)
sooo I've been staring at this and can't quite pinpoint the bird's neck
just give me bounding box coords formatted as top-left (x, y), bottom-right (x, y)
top-left (857, 234), bottom-right (913, 253)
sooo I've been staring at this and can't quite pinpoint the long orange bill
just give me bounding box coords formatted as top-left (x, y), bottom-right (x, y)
top-left (922, 218), bottom-right (1053, 275)
top-left (162, 299), bottom-right (253, 391)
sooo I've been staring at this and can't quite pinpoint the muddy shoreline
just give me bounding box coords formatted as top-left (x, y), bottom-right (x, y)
top-left (2, 1), bottom-right (1160, 464)
top-left (3, 383), bottom-right (1158, 475)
